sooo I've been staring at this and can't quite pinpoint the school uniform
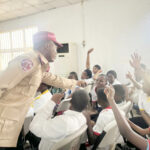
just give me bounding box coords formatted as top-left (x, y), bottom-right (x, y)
top-left (29, 99), bottom-right (86, 150)
top-left (112, 79), bottom-right (121, 85)
top-left (93, 107), bottom-right (124, 135)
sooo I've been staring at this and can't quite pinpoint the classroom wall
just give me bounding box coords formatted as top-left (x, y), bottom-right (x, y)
top-left (0, 0), bottom-right (150, 83)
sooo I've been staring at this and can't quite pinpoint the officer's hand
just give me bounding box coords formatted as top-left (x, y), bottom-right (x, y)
top-left (51, 93), bottom-right (64, 104)
top-left (77, 80), bottom-right (87, 87)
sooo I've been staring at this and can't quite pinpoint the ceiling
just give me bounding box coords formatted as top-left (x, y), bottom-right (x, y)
top-left (0, 0), bottom-right (86, 23)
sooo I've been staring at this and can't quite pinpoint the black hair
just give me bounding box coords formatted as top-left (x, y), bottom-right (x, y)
top-left (69, 72), bottom-right (78, 80)
top-left (71, 89), bottom-right (89, 112)
top-left (98, 74), bottom-right (107, 78)
top-left (113, 84), bottom-right (125, 101)
top-left (96, 88), bottom-right (108, 103)
top-left (106, 70), bottom-right (117, 79)
top-left (84, 69), bottom-right (92, 78)
top-left (94, 65), bottom-right (101, 70)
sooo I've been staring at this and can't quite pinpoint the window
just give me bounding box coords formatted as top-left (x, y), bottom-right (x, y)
top-left (0, 27), bottom-right (38, 70)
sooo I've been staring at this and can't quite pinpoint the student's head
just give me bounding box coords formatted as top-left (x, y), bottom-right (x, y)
top-left (70, 89), bottom-right (89, 112)
top-left (93, 65), bottom-right (101, 74)
top-left (96, 74), bottom-right (107, 89)
top-left (33, 31), bottom-right (62, 62)
top-left (68, 72), bottom-right (78, 80)
top-left (37, 83), bottom-right (51, 93)
top-left (113, 84), bottom-right (125, 104)
top-left (106, 70), bottom-right (117, 84)
top-left (81, 69), bottom-right (92, 80)
top-left (96, 88), bottom-right (109, 108)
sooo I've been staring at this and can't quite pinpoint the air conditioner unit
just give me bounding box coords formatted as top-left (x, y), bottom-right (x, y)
top-left (54, 43), bottom-right (78, 77)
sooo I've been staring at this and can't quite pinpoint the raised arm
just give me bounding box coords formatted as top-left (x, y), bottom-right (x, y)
top-left (86, 48), bottom-right (94, 69)
top-left (126, 71), bottom-right (142, 89)
top-left (104, 85), bottom-right (147, 150)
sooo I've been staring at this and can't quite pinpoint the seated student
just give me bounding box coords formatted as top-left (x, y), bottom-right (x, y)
top-left (113, 84), bottom-right (126, 107)
top-left (129, 76), bottom-right (150, 129)
top-left (104, 85), bottom-right (148, 150)
top-left (93, 88), bottom-right (124, 136)
top-left (81, 69), bottom-right (92, 80)
top-left (68, 71), bottom-right (78, 80)
top-left (106, 70), bottom-right (121, 85)
top-left (64, 71), bottom-right (78, 99)
top-left (91, 74), bottom-right (107, 112)
top-left (104, 53), bottom-right (150, 150)
top-left (29, 89), bottom-right (89, 150)
top-left (86, 48), bottom-right (102, 75)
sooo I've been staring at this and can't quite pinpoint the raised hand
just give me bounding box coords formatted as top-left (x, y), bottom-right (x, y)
top-left (129, 53), bottom-right (141, 70)
top-left (104, 85), bottom-right (115, 101)
top-left (51, 93), bottom-right (64, 104)
top-left (126, 71), bottom-right (133, 80)
top-left (87, 48), bottom-right (94, 54)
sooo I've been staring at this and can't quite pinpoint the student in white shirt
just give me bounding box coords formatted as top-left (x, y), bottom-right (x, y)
top-left (113, 84), bottom-right (126, 107)
top-left (106, 70), bottom-right (121, 85)
top-left (93, 88), bottom-right (114, 135)
top-left (29, 89), bottom-right (89, 150)
top-left (91, 74), bottom-right (107, 111)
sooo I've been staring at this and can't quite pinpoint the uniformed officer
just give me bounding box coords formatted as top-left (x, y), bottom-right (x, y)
top-left (0, 31), bottom-right (85, 149)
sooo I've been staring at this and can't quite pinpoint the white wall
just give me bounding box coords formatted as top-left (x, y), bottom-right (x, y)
top-left (0, 0), bottom-right (150, 83)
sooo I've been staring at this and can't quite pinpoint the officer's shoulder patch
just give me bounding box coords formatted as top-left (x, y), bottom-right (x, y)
top-left (21, 59), bottom-right (33, 71)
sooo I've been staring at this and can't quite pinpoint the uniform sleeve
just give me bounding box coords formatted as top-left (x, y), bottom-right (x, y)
top-left (0, 55), bottom-right (38, 96)
top-left (42, 72), bottom-right (77, 89)
top-left (93, 114), bottom-right (104, 135)
top-left (29, 100), bottom-right (68, 141)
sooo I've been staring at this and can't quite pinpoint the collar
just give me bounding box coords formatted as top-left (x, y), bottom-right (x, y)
top-left (38, 52), bottom-right (49, 65)
top-left (104, 106), bottom-right (112, 110)
top-left (64, 110), bottom-right (82, 115)
top-left (41, 89), bottom-right (49, 95)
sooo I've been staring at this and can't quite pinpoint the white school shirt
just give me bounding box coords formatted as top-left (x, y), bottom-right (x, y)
top-left (138, 91), bottom-right (150, 116)
top-left (112, 79), bottom-right (121, 85)
top-left (33, 89), bottom-right (52, 113)
top-left (93, 107), bottom-right (124, 135)
top-left (29, 100), bottom-right (86, 150)
top-left (91, 86), bottom-right (97, 103)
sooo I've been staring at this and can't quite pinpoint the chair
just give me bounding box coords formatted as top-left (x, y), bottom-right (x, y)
top-left (51, 124), bottom-right (87, 150)
top-left (92, 120), bottom-right (121, 150)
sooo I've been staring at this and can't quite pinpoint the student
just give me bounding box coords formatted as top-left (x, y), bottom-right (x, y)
top-left (113, 84), bottom-right (126, 107)
top-left (86, 48), bottom-right (102, 75)
top-left (91, 74), bottom-right (107, 112)
top-left (68, 71), bottom-right (78, 80)
top-left (104, 53), bottom-right (150, 150)
top-left (64, 72), bottom-right (79, 99)
top-left (93, 88), bottom-right (124, 136)
top-left (81, 69), bottom-right (92, 80)
top-left (29, 89), bottom-right (89, 150)
top-left (106, 70), bottom-right (121, 85)
top-left (104, 85), bottom-right (147, 150)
